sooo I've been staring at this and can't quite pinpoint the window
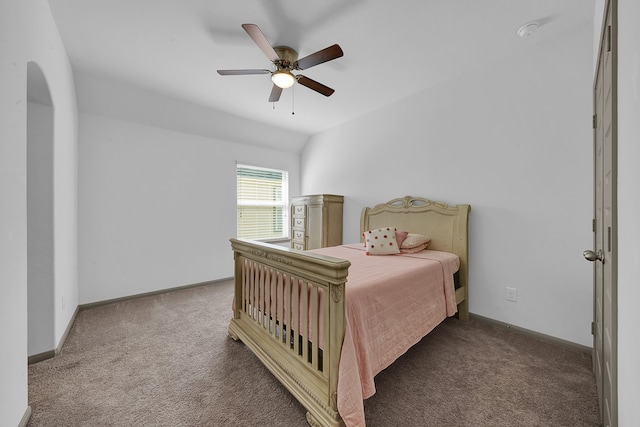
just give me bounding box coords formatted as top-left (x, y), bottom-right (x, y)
top-left (236, 164), bottom-right (289, 240)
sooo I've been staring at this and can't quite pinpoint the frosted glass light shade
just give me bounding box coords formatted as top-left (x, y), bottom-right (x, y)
top-left (272, 71), bottom-right (295, 88)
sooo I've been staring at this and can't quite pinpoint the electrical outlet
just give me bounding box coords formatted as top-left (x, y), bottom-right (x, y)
top-left (506, 287), bottom-right (517, 302)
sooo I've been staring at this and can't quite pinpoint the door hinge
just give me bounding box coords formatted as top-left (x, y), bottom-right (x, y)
top-left (607, 25), bottom-right (612, 52)
top-left (591, 321), bottom-right (596, 335)
top-left (592, 114), bottom-right (597, 129)
top-left (592, 218), bottom-right (597, 233)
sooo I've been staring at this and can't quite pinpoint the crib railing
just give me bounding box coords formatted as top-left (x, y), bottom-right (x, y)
top-left (241, 258), bottom-right (326, 370)
top-left (229, 238), bottom-right (350, 427)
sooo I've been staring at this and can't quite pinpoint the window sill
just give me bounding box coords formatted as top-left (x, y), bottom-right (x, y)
top-left (259, 238), bottom-right (291, 247)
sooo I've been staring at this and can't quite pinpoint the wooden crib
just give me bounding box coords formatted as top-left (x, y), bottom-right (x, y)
top-left (228, 196), bottom-right (470, 426)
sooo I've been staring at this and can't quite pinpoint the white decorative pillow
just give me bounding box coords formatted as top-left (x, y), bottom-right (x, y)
top-left (400, 243), bottom-right (429, 254)
top-left (363, 227), bottom-right (400, 255)
top-left (362, 229), bottom-right (408, 248)
top-left (400, 233), bottom-right (431, 249)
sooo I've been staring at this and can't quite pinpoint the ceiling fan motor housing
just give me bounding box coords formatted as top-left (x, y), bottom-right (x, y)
top-left (274, 46), bottom-right (298, 69)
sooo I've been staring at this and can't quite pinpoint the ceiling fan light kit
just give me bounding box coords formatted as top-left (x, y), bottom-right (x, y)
top-left (272, 70), bottom-right (295, 89)
top-left (217, 23), bottom-right (343, 103)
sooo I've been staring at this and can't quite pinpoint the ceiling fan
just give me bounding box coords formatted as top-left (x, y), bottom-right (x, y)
top-left (217, 24), bottom-right (343, 102)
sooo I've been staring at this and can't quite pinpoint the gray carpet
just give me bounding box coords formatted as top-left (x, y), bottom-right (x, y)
top-left (28, 281), bottom-right (601, 426)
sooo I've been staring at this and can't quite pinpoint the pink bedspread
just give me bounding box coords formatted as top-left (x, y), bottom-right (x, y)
top-left (309, 244), bottom-right (459, 427)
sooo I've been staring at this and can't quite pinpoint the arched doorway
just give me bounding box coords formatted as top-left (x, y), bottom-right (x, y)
top-left (26, 61), bottom-right (55, 361)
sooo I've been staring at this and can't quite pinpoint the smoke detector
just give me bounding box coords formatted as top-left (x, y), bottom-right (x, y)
top-left (517, 22), bottom-right (539, 37)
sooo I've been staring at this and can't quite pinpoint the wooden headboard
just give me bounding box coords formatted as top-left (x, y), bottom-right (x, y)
top-left (361, 196), bottom-right (471, 316)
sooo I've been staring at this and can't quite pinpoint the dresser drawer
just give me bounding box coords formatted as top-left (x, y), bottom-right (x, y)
top-left (292, 230), bottom-right (305, 241)
top-left (292, 241), bottom-right (305, 251)
top-left (292, 217), bottom-right (305, 229)
top-left (292, 204), bottom-right (306, 217)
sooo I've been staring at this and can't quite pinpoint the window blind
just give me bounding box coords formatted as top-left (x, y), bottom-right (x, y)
top-left (237, 164), bottom-right (289, 240)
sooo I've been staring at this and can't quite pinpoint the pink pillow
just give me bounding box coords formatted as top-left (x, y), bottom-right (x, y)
top-left (400, 233), bottom-right (431, 249)
top-left (395, 230), bottom-right (408, 248)
top-left (363, 227), bottom-right (400, 255)
top-left (400, 243), bottom-right (428, 254)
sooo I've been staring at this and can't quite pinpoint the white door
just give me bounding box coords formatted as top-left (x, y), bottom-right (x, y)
top-left (585, 0), bottom-right (617, 425)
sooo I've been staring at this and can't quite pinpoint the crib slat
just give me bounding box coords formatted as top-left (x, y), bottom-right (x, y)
top-left (292, 276), bottom-right (299, 356)
top-left (248, 261), bottom-right (254, 318)
top-left (247, 262), bottom-right (251, 317)
top-left (270, 271), bottom-right (278, 338)
top-left (251, 262), bottom-right (256, 320)
top-left (286, 275), bottom-right (292, 347)
top-left (254, 262), bottom-right (259, 320)
top-left (323, 286), bottom-right (330, 379)
top-left (264, 267), bottom-right (271, 330)
top-left (244, 260), bottom-right (249, 316)
top-left (266, 268), bottom-right (270, 329)
top-left (260, 265), bottom-right (267, 328)
top-left (260, 266), bottom-right (263, 323)
top-left (269, 269), bottom-right (276, 337)
top-left (241, 259), bottom-right (246, 313)
top-left (311, 285), bottom-right (319, 369)
top-left (276, 273), bottom-right (283, 340)
top-left (301, 281), bottom-right (309, 363)
top-left (254, 261), bottom-right (258, 318)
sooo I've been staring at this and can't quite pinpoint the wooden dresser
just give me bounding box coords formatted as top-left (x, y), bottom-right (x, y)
top-left (290, 194), bottom-right (343, 250)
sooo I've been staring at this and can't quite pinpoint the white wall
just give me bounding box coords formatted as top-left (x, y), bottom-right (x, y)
top-left (74, 72), bottom-right (310, 154)
top-left (302, 22), bottom-right (594, 346)
top-left (616, 0), bottom-right (640, 423)
top-left (0, 0), bottom-right (78, 424)
top-left (78, 113), bottom-right (301, 303)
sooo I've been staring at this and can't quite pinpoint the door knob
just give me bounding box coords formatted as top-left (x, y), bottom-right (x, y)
top-left (583, 249), bottom-right (604, 263)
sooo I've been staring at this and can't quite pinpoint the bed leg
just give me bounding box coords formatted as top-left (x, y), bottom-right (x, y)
top-left (305, 412), bottom-right (322, 427)
top-left (457, 300), bottom-right (469, 321)
top-left (228, 327), bottom-right (239, 341)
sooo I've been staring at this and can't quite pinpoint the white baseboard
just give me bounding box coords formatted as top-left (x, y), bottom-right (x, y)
top-left (56, 305), bottom-right (79, 355)
top-left (28, 305), bottom-right (79, 365)
top-left (470, 313), bottom-right (592, 354)
top-left (18, 406), bottom-right (31, 427)
top-left (28, 279), bottom-right (231, 365)
top-left (78, 277), bottom-right (233, 310)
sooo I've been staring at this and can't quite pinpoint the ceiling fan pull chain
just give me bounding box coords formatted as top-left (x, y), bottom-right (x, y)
top-left (292, 84), bottom-right (295, 115)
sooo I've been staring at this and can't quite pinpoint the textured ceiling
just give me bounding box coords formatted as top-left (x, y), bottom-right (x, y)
top-left (47, 0), bottom-right (594, 137)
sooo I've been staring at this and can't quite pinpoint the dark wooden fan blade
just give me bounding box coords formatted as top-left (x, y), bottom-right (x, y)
top-left (268, 85), bottom-right (283, 102)
top-left (217, 69), bottom-right (271, 75)
top-left (297, 75), bottom-right (335, 97)
top-left (241, 23), bottom-right (279, 62)
top-left (295, 44), bottom-right (343, 70)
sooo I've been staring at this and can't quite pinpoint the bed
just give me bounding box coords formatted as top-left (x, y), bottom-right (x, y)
top-left (228, 196), bottom-right (470, 427)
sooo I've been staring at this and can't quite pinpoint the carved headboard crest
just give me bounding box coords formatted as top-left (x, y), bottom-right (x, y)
top-left (381, 196), bottom-right (450, 210)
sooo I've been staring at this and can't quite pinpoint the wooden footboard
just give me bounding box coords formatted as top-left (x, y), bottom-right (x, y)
top-left (229, 197), bottom-right (470, 426)
top-left (229, 238), bottom-right (350, 427)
